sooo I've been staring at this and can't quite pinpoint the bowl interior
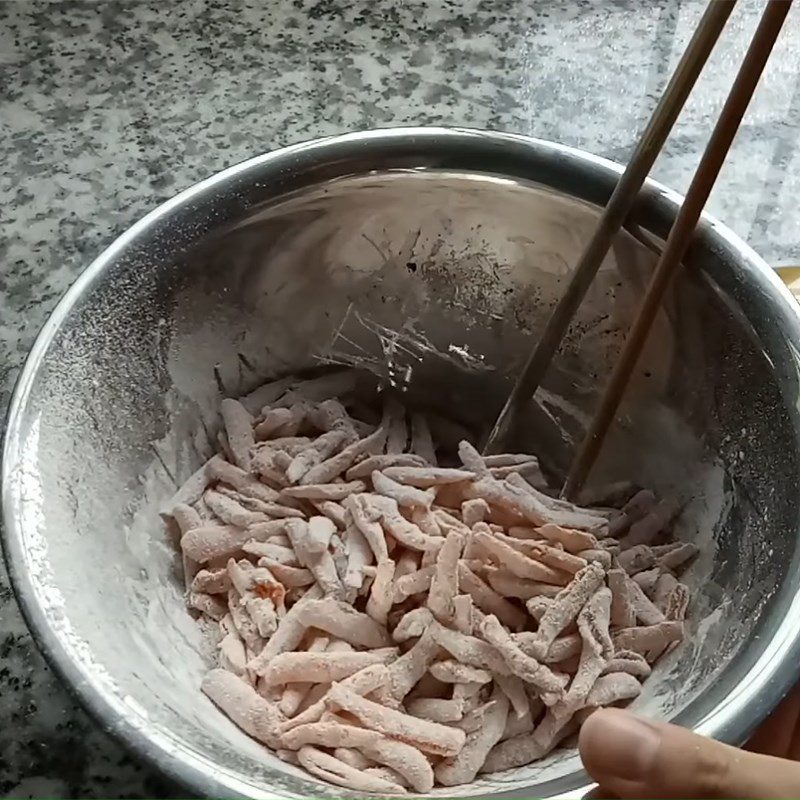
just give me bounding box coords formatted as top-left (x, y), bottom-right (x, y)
top-left (6, 136), bottom-right (800, 799)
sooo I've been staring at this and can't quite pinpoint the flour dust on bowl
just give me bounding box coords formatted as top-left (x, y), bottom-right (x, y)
top-left (4, 128), bottom-right (800, 799)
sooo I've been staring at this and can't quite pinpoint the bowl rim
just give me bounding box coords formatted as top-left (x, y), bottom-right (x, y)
top-left (4, 125), bottom-right (800, 799)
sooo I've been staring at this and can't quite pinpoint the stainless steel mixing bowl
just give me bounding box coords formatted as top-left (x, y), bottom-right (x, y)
top-left (4, 127), bottom-right (800, 799)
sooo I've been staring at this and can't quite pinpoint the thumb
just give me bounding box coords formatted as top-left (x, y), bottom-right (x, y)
top-left (579, 707), bottom-right (800, 799)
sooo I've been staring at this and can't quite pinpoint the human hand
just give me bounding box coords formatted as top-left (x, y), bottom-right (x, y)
top-left (578, 685), bottom-right (800, 798)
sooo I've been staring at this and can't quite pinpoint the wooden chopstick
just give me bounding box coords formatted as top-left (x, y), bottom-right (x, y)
top-left (562, 0), bottom-right (793, 500)
top-left (482, 0), bottom-right (736, 455)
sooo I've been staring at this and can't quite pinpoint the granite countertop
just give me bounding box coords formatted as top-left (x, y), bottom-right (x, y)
top-left (2, 0), bottom-right (799, 796)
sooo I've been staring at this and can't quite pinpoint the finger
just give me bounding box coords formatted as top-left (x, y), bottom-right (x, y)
top-left (582, 787), bottom-right (620, 800)
top-left (579, 707), bottom-right (800, 799)
top-left (747, 684), bottom-right (800, 758)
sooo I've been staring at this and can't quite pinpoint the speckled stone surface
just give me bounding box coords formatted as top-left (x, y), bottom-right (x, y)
top-left (1, 0), bottom-right (799, 796)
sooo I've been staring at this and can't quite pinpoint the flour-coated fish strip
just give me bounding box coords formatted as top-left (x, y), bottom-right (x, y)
top-left (457, 440), bottom-right (489, 476)
top-left (189, 592), bottom-right (227, 620)
top-left (220, 399), bottom-right (255, 470)
top-left (392, 607), bottom-right (434, 643)
top-left (461, 498), bottom-right (490, 526)
top-left (483, 566), bottom-right (563, 600)
top-left (534, 523), bottom-right (599, 553)
top-left (214, 485), bottom-right (304, 519)
top-left (479, 615), bottom-right (568, 698)
top-left (555, 587), bottom-right (612, 718)
top-left (608, 567), bottom-right (636, 628)
top-left (386, 629), bottom-right (440, 700)
top-left (279, 664), bottom-right (390, 732)
top-left (601, 650), bottom-right (651, 679)
top-left (202, 668), bottom-right (284, 748)
top-left (436, 688), bottom-right (508, 785)
top-left (584, 671), bottom-right (642, 708)
top-left (311, 499), bottom-right (347, 530)
top-left (282, 481), bottom-right (366, 502)
top-left (190, 568), bottom-right (231, 595)
top-left (238, 376), bottom-right (295, 414)
top-left (382, 466), bottom-right (476, 487)
top-left (431, 622), bottom-right (510, 676)
top-left (207, 456), bottom-right (281, 504)
top-left (241, 540), bottom-right (298, 565)
top-left (278, 634), bottom-right (330, 717)
top-left (427, 531), bottom-right (463, 624)
top-left (525, 563), bottom-right (606, 660)
top-left (345, 453), bottom-right (427, 480)
top-left (372, 470), bottom-right (436, 509)
top-left (406, 697), bottom-right (465, 723)
top-left (393, 566), bottom-right (435, 603)
top-left (494, 673), bottom-right (530, 719)
top-left (410, 413), bottom-right (437, 465)
top-left (295, 597), bottom-right (392, 648)
top-left (182, 525), bottom-right (265, 563)
top-left (263, 648), bottom-right (397, 686)
top-left (254, 407), bottom-right (295, 440)
top-left (380, 499), bottom-right (445, 552)
top-left (286, 429), bottom-right (353, 484)
top-left (452, 593), bottom-right (475, 635)
top-left (297, 745), bottom-right (407, 794)
top-left (300, 424), bottom-right (388, 485)
top-left (343, 520), bottom-right (373, 591)
top-left (495, 533), bottom-right (587, 575)
top-left (612, 621), bottom-right (684, 656)
top-left (343, 493), bottom-right (389, 561)
top-left (474, 529), bottom-right (567, 585)
top-left (163, 455), bottom-right (219, 514)
top-left (325, 684), bottom-right (466, 756)
top-left (471, 475), bottom-right (606, 532)
top-left (247, 586), bottom-right (323, 674)
top-left (457, 561), bottom-right (527, 631)
top-left (204, 489), bottom-right (268, 528)
top-left (366, 559), bottom-right (396, 625)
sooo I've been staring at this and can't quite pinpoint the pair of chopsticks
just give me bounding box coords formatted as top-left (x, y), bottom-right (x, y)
top-left (484, 0), bottom-right (792, 499)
